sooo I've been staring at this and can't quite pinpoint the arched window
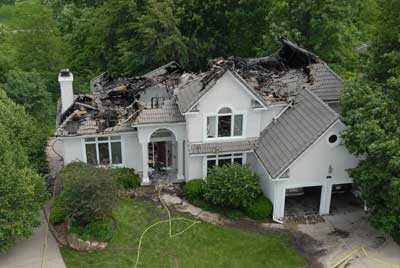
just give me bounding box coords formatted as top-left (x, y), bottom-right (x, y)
top-left (207, 107), bottom-right (243, 138)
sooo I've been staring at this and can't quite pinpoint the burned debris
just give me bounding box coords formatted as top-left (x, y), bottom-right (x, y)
top-left (56, 39), bottom-right (342, 137)
top-left (57, 62), bottom-right (188, 136)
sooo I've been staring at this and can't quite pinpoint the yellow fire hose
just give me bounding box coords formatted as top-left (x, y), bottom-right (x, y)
top-left (134, 184), bottom-right (200, 268)
top-left (331, 244), bottom-right (400, 268)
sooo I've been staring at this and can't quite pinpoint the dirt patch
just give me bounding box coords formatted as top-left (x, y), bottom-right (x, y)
top-left (329, 228), bottom-right (350, 238)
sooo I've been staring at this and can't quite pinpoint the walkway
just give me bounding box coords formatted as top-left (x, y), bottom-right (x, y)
top-left (0, 212), bottom-right (66, 268)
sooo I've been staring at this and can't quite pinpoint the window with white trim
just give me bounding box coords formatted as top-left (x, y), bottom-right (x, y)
top-left (84, 136), bottom-right (122, 166)
top-left (206, 153), bottom-right (244, 174)
top-left (207, 107), bottom-right (243, 138)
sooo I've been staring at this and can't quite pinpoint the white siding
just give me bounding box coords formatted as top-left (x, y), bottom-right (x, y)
top-left (284, 121), bottom-right (359, 189)
top-left (63, 137), bottom-right (84, 164)
top-left (246, 152), bottom-right (274, 201)
top-left (124, 133), bottom-right (142, 171)
top-left (185, 71), bottom-right (277, 142)
top-left (187, 156), bottom-right (203, 179)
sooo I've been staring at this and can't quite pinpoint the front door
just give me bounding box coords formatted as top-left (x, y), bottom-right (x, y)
top-left (149, 141), bottom-right (173, 170)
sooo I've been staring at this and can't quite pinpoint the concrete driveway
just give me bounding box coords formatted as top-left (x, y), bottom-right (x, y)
top-left (298, 209), bottom-right (400, 268)
top-left (0, 212), bottom-right (66, 268)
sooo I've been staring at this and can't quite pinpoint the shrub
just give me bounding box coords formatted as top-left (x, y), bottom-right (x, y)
top-left (81, 219), bottom-right (113, 241)
top-left (184, 179), bottom-right (205, 201)
top-left (49, 196), bottom-right (66, 225)
top-left (204, 163), bottom-right (261, 209)
top-left (60, 162), bottom-right (119, 225)
top-left (245, 196), bottom-right (273, 220)
top-left (111, 167), bottom-right (140, 189)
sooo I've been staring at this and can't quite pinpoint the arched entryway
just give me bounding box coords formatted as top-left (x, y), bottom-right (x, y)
top-left (138, 125), bottom-right (185, 185)
top-left (148, 128), bottom-right (177, 181)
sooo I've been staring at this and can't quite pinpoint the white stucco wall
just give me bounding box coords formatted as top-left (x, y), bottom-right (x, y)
top-left (246, 152), bottom-right (274, 200)
top-left (187, 156), bottom-right (203, 180)
top-left (124, 133), bottom-right (142, 171)
top-left (185, 71), bottom-right (278, 142)
top-left (63, 137), bottom-right (84, 164)
top-left (284, 121), bottom-right (359, 189)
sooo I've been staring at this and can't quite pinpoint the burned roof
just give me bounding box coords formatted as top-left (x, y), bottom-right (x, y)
top-left (175, 38), bottom-right (342, 111)
top-left (56, 38), bottom-right (343, 138)
top-left (56, 62), bottom-right (190, 136)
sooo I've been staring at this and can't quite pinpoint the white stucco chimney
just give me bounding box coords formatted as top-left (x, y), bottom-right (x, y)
top-left (58, 69), bottom-right (74, 113)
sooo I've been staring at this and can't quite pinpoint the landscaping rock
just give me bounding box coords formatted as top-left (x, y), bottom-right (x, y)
top-left (197, 211), bottom-right (224, 225)
top-left (160, 194), bottom-right (182, 206)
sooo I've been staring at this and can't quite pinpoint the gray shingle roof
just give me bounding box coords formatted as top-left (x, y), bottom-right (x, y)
top-left (254, 88), bottom-right (339, 178)
top-left (189, 138), bottom-right (257, 155)
top-left (133, 100), bottom-right (185, 125)
top-left (307, 63), bottom-right (343, 102)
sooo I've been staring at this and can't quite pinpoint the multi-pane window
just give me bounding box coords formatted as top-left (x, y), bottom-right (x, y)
top-left (84, 136), bottom-right (122, 166)
top-left (206, 153), bottom-right (244, 174)
top-left (207, 107), bottom-right (243, 138)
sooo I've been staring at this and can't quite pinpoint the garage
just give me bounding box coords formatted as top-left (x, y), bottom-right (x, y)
top-left (283, 183), bottom-right (362, 222)
top-left (285, 186), bottom-right (322, 219)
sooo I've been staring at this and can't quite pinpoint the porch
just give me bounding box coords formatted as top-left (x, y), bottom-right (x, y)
top-left (137, 126), bottom-right (185, 185)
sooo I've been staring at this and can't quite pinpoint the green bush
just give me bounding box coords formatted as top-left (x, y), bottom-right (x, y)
top-left (111, 167), bottom-right (140, 189)
top-left (204, 163), bottom-right (261, 209)
top-left (49, 196), bottom-right (67, 225)
top-left (81, 219), bottom-right (114, 241)
top-left (245, 196), bottom-right (273, 220)
top-left (184, 179), bottom-right (205, 201)
top-left (60, 162), bottom-right (119, 225)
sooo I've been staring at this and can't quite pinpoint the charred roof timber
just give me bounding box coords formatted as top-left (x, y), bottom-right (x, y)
top-left (56, 39), bottom-right (342, 137)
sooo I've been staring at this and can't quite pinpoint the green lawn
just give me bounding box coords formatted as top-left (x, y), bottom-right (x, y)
top-left (61, 198), bottom-right (306, 268)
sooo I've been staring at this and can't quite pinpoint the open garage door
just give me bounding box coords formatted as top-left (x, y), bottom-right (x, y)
top-left (284, 186), bottom-right (323, 223)
top-left (330, 183), bottom-right (363, 214)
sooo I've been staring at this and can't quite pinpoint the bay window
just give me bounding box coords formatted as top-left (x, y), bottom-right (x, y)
top-left (207, 107), bottom-right (244, 138)
top-left (206, 153), bottom-right (244, 174)
top-left (84, 136), bottom-right (122, 166)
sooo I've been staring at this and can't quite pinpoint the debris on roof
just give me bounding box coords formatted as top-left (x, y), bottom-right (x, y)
top-left (56, 39), bottom-right (342, 137)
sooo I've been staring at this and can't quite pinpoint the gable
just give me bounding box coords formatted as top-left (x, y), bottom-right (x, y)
top-left (196, 71), bottom-right (259, 113)
top-left (285, 121), bottom-right (358, 184)
top-left (176, 69), bottom-right (265, 114)
top-left (254, 88), bottom-right (339, 179)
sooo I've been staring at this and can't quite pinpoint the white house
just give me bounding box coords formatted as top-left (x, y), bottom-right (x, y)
top-left (56, 39), bottom-right (358, 222)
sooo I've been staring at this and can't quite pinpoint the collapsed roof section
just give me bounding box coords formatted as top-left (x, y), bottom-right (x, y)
top-left (175, 38), bottom-right (342, 112)
top-left (56, 62), bottom-right (193, 136)
top-left (56, 38), bottom-right (343, 137)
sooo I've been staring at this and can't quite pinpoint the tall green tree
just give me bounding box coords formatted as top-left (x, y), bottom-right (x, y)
top-left (340, 0), bottom-right (400, 241)
top-left (3, 69), bottom-right (53, 123)
top-left (119, 0), bottom-right (188, 74)
top-left (0, 89), bottom-right (47, 252)
top-left (7, 0), bottom-right (65, 83)
top-left (367, 0), bottom-right (400, 85)
top-left (262, 0), bottom-right (375, 77)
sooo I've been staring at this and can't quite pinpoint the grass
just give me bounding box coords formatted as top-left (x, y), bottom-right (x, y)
top-left (61, 198), bottom-right (306, 268)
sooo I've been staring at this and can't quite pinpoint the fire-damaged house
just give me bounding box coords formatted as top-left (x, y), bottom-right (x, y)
top-left (56, 39), bottom-right (358, 222)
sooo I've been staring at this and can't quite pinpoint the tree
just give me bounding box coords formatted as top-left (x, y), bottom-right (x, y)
top-left (262, 0), bottom-right (375, 77)
top-left (119, 0), bottom-right (188, 74)
top-left (3, 69), bottom-right (53, 123)
top-left (0, 88), bottom-right (49, 172)
top-left (0, 89), bottom-right (47, 252)
top-left (367, 0), bottom-right (400, 85)
top-left (7, 0), bottom-right (65, 86)
top-left (341, 81), bottom-right (400, 240)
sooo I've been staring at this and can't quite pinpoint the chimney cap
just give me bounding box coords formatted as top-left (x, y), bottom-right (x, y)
top-left (60, 69), bottom-right (71, 77)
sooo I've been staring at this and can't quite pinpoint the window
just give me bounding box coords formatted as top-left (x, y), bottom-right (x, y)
top-left (206, 107), bottom-right (243, 138)
top-left (84, 136), bottom-right (122, 166)
top-left (206, 153), bottom-right (244, 174)
top-left (328, 134), bottom-right (338, 144)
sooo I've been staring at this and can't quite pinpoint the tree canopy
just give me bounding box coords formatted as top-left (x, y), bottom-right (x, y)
top-left (340, 0), bottom-right (400, 240)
